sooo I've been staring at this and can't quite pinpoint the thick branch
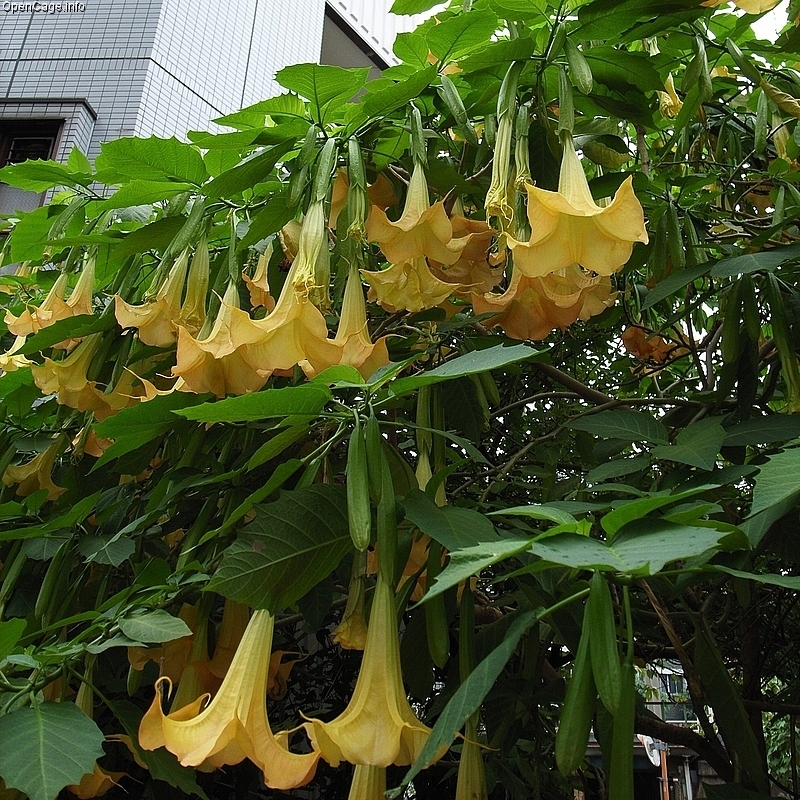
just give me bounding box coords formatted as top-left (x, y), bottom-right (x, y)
top-left (635, 713), bottom-right (733, 782)
top-left (532, 363), bottom-right (618, 405)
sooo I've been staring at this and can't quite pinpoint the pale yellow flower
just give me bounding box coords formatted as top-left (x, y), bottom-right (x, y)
top-left (242, 245), bottom-right (276, 311)
top-left (2, 438), bottom-right (66, 501)
top-left (331, 264), bottom-right (390, 380)
top-left (509, 138), bottom-right (648, 277)
top-left (701, 0), bottom-right (779, 13)
top-left (348, 765), bottom-right (386, 800)
top-left (0, 336), bottom-right (32, 372)
top-left (484, 114), bottom-right (515, 228)
top-left (306, 575), bottom-right (438, 767)
top-left (362, 257), bottom-right (461, 313)
top-left (658, 73), bottom-right (683, 118)
top-left (473, 264), bottom-right (615, 341)
top-left (456, 721), bottom-right (488, 800)
top-left (179, 239), bottom-right (210, 335)
top-left (366, 163), bottom-right (465, 266)
top-left (139, 609), bottom-right (319, 789)
top-left (114, 250), bottom-right (190, 347)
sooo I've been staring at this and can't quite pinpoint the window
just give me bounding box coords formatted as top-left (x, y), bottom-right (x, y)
top-left (0, 119), bottom-right (64, 215)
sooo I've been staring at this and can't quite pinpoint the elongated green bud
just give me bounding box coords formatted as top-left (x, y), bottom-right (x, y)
top-left (347, 418), bottom-right (372, 552)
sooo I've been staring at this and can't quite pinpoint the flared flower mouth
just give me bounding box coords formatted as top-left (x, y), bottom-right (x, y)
top-left (139, 608), bottom-right (319, 790)
top-left (1, 437), bottom-right (66, 501)
top-left (508, 137), bottom-right (648, 277)
top-left (305, 575), bottom-right (439, 768)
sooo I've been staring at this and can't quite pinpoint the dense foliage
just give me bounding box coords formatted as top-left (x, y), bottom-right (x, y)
top-left (1, 0), bottom-right (800, 798)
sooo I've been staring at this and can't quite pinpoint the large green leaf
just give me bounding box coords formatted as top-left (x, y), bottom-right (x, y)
top-left (568, 410), bottom-right (669, 444)
top-left (0, 619), bottom-right (26, 661)
top-left (714, 566), bottom-right (800, 590)
top-left (426, 10), bottom-right (500, 62)
top-left (601, 485), bottom-right (718, 535)
top-left (749, 448), bottom-right (800, 517)
top-left (236, 195), bottom-right (295, 251)
top-left (458, 38), bottom-right (536, 71)
top-left (0, 702), bottom-right (105, 800)
top-left (95, 136), bottom-right (207, 184)
top-left (724, 415), bottom-right (800, 446)
top-left (652, 419), bottom-right (726, 470)
top-left (276, 64), bottom-right (370, 124)
top-left (389, 608), bottom-right (541, 797)
top-left (0, 492), bottom-right (101, 543)
top-left (118, 610), bottom-right (192, 643)
top-left (583, 47), bottom-right (664, 92)
top-left (708, 241), bottom-right (800, 278)
top-left (204, 142), bottom-right (294, 197)
top-left (18, 312), bottom-right (116, 355)
top-left (8, 205), bottom-right (62, 262)
top-left (356, 66), bottom-right (437, 126)
top-left (388, 344), bottom-right (541, 398)
top-left (390, 0), bottom-right (441, 13)
top-left (424, 538), bottom-right (533, 602)
top-left (0, 159), bottom-right (91, 192)
top-left (208, 486), bottom-right (351, 612)
top-left (402, 489), bottom-right (499, 550)
top-left (175, 384), bottom-right (331, 423)
top-left (102, 180), bottom-right (192, 209)
top-left (92, 393), bottom-right (206, 468)
top-left (530, 520), bottom-right (732, 575)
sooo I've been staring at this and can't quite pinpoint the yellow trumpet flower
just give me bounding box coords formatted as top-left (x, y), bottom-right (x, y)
top-left (332, 264), bottom-right (390, 380)
top-left (473, 265), bottom-right (615, 341)
top-left (701, 0), bottom-right (779, 12)
top-left (333, 551), bottom-right (369, 651)
top-left (509, 137), bottom-right (648, 277)
top-left (139, 609), bottom-right (319, 790)
top-left (456, 717), bottom-right (488, 800)
top-left (657, 74), bottom-right (683, 118)
top-left (306, 575), bottom-right (437, 768)
top-left (6, 259), bottom-right (94, 339)
top-left (31, 334), bottom-right (107, 413)
top-left (114, 250), bottom-right (190, 347)
top-left (2, 438), bottom-right (66, 501)
top-left (484, 114), bottom-right (515, 229)
top-left (366, 162), bottom-right (465, 266)
top-left (0, 336), bottom-right (32, 373)
top-left (242, 245), bottom-right (276, 311)
top-left (172, 283), bottom-right (270, 398)
top-left (362, 257), bottom-right (460, 313)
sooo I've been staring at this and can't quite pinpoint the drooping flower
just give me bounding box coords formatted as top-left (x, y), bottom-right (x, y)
top-left (508, 137), bottom-right (648, 277)
top-left (333, 552), bottom-right (369, 651)
top-left (473, 265), bottom-right (615, 341)
top-left (179, 238), bottom-right (210, 335)
top-left (6, 259), bottom-right (94, 339)
top-left (362, 257), bottom-right (461, 313)
top-left (0, 336), bottom-right (32, 372)
top-left (332, 264), bottom-right (390, 380)
top-left (139, 609), bottom-right (319, 790)
top-left (330, 171), bottom-right (397, 231)
top-left (172, 283), bottom-right (270, 398)
top-left (456, 721), bottom-right (488, 800)
top-left (114, 250), bottom-right (190, 347)
top-left (242, 245), bottom-right (276, 311)
top-left (484, 114), bottom-right (515, 229)
top-left (208, 599), bottom-right (250, 680)
top-left (31, 333), bottom-right (107, 413)
top-left (2, 438), bottom-right (66, 501)
top-left (366, 162), bottom-right (465, 266)
top-left (430, 214), bottom-right (501, 297)
top-left (657, 74), bottom-right (683, 118)
top-left (306, 575), bottom-right (437, 768)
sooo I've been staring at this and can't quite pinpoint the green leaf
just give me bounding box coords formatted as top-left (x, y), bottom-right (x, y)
top-left (77, 535), bottom-right (135, 566)
top-left (118, 609), bottom-right (192, 643)
top-left (425, 539), bottom-right (533, 602)
top-left (586, 456), bottom-right (651, 484)
top-left (393, 33), bottom-right (430, 68)
top-left (67, 147), bottom-right (92, 174)
top-left (237, 195), bottom-right (295, 251)
top-left (95, 136), bottom-right (208, 184)
top-left (8, 205), bottom-right (62, 262)
top-left (92, 393), bottom-right (206, 468)
top-left (204, 142), bottom-right (294, 198)
top-left (749, 448), bottom-right (800, 517)
top-left (208, 485), bottom-right (351, 612)
top-left (441, 377), bottom-right (486, 443)
top-left (390, 609), bottom-right (540, 797)
top-left (724, 415), bottom-right (800, 446)
top-left (708, 242), bottom-right (800, 278)
top-left (0, 159), bottom-right (91, 192)
top-left (390, 0), bottom-right (441, 13)
top-left (652, 419), bottom-right (726, 470)
top-left (388, 344), bottom-right (541, 398)
top-left (102, 180), bottom-right (191, 209)
top-left (0, 492), bottom-right (101, 543)
top-left (714, 566), bottom-right (800, 590)
top-left (0, 619), bottom-right (26, 661)
top-left (488, 504), bottom-right (577, 526)
top-left (18, 313), bottom-right (116, 356)
top-left (0, 702), bottom-right (104, 800)
top-left (175, 384), bottom-right (331, 423)
top-left (402, 489), bottom-right (499, 550)
top-left (583, 47), bottom-right (664, 92)
top-left (426, 11), bottom-right (500, 62)
top-left (276, 64), bottom-right (370, 124)
top-left (530, 520), bottom-right (733, 576)
top-left (601, 485), bottom-right (717, 535)
top-left (458, 38), bottom-right (536, 71)
top-left (247, 423), bottom-right (311, 470)
top-left (358, 66), bottom-right (437, 123)
top-left (568, 410), bottom-right (669, 444)
top-left (642, 262), bottom-right (712, 310)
